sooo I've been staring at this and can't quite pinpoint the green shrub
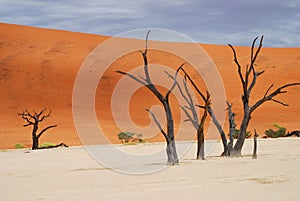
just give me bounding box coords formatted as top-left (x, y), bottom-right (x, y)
top-left (39, 142), bottom-right (56, 148)
top-left (117, 132), bottom-right (143, 143)
top-left (15, 143), bottom-right (25, 149)
top-left (229, 129), bottom-right (251, 139)
top-left (265, 124), bottom-right (286, 138)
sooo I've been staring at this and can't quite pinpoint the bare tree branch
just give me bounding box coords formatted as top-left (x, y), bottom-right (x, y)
top-left (250, 36), bottom-right (264, 69)
top-left (115, 70), bottom-right (147, 86)
top-left (181, 106), bottom-right (197, 129)
top-left (195, 104), bottom-right (205, 109)
top-left (179, 68), bottom-right (207, 101)
top-left (228, 43), bottom-right (245, 91)
top-left (145, 108), bottom-right (168, 141)
top-left (167, 68), bottom-right (201, 130)
top-left (18, 111), bottom-right (34, 125)
top-left (39, 109), bottom-right (51, 122)
top-left (165, 63), bottom-right (184, 100)
top-left (272, 99), bottom-right (289, 107)
top-left (37, 125), bottom-right (57, 139)
top-left (166, 71), bottom-right (199, 128)
top-left (251, 83), bottom-right (300, 112)
top-left (166, 72), bottom-right (191, 105)
top-left (37, 108), bottom-right (46, 118)
top-left (263, 84), bottom-right (274, 98)
top-left (23, 123), bottom-right (33, 127)
top-left (250, 37), bottom-right (259, 63)
top-left (247, 70), bottom-right (265, 95)
top-left (141, 30), bottom-right (151, 83)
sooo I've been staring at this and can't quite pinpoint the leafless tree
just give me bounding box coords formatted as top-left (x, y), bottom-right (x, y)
top-left (169, 69), bottom-right (211, 160)
top-left (228, 35), bottom-right (300, 156)
top-left (116, 31), bottom-right (183, 165)
top-left (179, 68), bottom-right (236, 157)
top-left (18, 108), bottom-right (57, 150)
top-left (252, 129), bottom-right (259, 159)
top-left (174, 36), bottom-right (299, 158)
top-left (226, 101), bottom-right (236, 154)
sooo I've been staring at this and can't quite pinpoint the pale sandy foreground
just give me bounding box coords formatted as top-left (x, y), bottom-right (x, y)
top-left (1, 138), bottom-right (300, 201)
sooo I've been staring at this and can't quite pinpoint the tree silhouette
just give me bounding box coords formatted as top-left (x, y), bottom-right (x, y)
top-left (228, 36), bottom-right (300, 156)
top-left (18, 108), bottom-right (57, 150)
top-left (176, 36), bottom-right (300, 157)
top-left (170, 69), bottom-right (211, 160)
top-left (116, 31), bottom-right (183, 165)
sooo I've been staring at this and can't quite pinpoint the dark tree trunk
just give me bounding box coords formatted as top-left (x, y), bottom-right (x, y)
top-left (32, 135), bottom-right (39, 150)
top-left (32, 123), bottom-right (39, 150)
top-left (164, 101), bottom-right (179, 165)
top-left (253, 129), bottom-right (258, 159)
top-left (196, 125), bottom-right (205, 160)
top-left (196, 106), bottom-right (207, 160)
top-left (208, 107), bottom-right (229, 156)
top-left (167, 139), bottom-right (178, 165)
top-left (171, 140), bottom-right (178, 163)
top-left (232, 109), bottom-right (251, 156)
top-left (227, 101), bottom-right (236, 155)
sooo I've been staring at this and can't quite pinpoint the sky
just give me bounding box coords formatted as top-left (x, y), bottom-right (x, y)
top-left (1, 0), bottom-right (300, 47)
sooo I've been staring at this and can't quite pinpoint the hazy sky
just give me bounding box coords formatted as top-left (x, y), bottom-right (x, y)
top-left (1, 0), bottom-right (300, 47)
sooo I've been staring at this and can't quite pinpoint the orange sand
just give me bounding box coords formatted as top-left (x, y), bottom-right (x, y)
top-left (0, 23), bottom-right (299, 149)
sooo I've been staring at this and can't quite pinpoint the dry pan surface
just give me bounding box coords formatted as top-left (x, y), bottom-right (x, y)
top-left (1, 138), bottom-right (299, 201)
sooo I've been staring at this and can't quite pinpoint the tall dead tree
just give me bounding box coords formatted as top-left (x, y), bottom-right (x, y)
top-left (116, 31), bottom-right (182, 165)
top-left (18, 108), bottom-right (57, 150)
top-left (229, 35), bottom-right (300, 156)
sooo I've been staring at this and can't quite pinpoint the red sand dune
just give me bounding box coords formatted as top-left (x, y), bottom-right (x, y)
top-left (0, 23), bottom-right (299, 149)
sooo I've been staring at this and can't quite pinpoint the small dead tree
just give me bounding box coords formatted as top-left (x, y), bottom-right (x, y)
top-left (228, 35), bottom-right (300, 156)
top-left (116, 31), bottom-right (182, 165)
top-left (179, 68), bottom-right (242, 157)
top-left (226, 101), bottom-right (236, 154)
top-left (18, 108), bottom-right (57, 150)
top-left (169, 71), bottom-right (211, 160)
top-left (252, 129), bottom-right (258, 159)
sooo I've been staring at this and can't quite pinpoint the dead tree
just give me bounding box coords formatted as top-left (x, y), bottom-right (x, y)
top-left (195, 93), bottom-right (210, 160)
top-left (226, 101), bottom-right (236, 154)
top-left (252, 129), bottom-right (258, 159)
top-left (178, 68), bottom-right (230, 156)
top-left (228, 36), bottom-right (300, 156)
top-left (166, 71), bottom-right (208, 160)
top-left (18, 108), bottom-right (57, 150)
top-left (116, 31), bottom-right (182, 165)
top-left (178, 68), bottom-right (235, 158)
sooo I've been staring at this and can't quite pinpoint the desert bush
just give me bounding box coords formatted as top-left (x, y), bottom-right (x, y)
top-left (117, 132), bottom-right (144, 144)
top-left (229, 129), bottom-right (252, 139)
top-left (265, 124), bottom-right (286, 138)
top-left (15, 143), bottom-right (25, 149)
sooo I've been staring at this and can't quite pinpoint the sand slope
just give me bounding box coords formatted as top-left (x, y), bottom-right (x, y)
top-left (0, 23), bottom-right (299, 148)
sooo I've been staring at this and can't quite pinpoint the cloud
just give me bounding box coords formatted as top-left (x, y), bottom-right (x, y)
top-left (1, 0), bottom-right (299, 47)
